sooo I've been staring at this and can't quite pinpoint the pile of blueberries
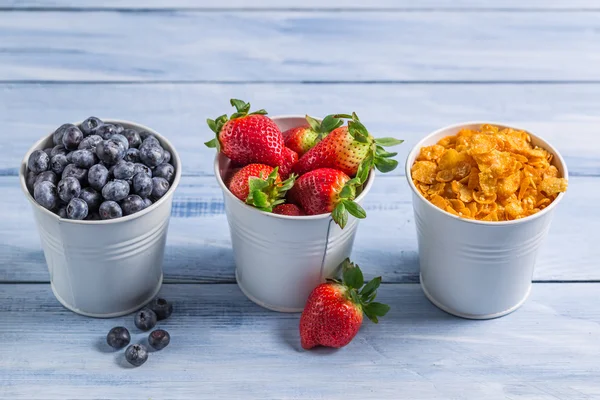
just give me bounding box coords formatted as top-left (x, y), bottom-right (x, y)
top-left (26, 117), bottom-right (176, 220)
top-left (106, 297), bottom-right (173, 367)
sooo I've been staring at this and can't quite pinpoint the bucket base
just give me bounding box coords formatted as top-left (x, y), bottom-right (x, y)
top-left (235, 269), bottom-right (303, 313)
top-left (420, 273), bottom-right (532, 320)
top-left (50, 274), bottom-right (163, 318)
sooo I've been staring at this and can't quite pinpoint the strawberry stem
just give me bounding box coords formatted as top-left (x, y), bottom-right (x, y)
top-left (339, 259), bottom-right (390, 324)
top-left (246, 168), bottom-right (297, 212)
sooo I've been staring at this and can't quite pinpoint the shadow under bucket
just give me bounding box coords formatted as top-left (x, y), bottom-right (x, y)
top-left (215, 115), bottom-right (375, 312)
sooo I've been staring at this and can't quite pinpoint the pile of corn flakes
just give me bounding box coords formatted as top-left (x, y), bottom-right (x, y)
top-left (411, 124), bottom-right (568, 221)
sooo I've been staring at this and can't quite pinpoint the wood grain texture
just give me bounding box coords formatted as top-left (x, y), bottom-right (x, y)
top-left (2, 83), bottom-right (600, 177)
top-left (2, 0), bottom-right (599, 9)
top-left (1, 11), bottom-right (600, 82)
top-left (1, 283), bottom-right (599, 399)
top-left (1, 175), bottom-right (596, 284)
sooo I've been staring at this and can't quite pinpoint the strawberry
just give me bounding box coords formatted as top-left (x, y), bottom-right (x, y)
top-left (227, 164), bottom-right (295, 212)
top-left (300, 259), bottom-right (390, 349)
top-left (278, 147), bottom-right (298, 180)
top-left (288, 168), bottom-right (365, 228)
top-left (273, 203), bottom-right (305, 216)
top-left (292, 113), bottom-right (403, 183)
top-left (205, 99), bottom-right (285, 167)
top-left (283, 115), bottom-right (343, 157)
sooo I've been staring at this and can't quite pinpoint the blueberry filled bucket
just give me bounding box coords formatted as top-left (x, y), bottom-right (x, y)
top-left (19, 119), bottom-right (181, 317)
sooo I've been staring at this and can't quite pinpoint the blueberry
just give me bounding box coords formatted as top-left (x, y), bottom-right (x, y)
top-left (134, 163), bottom-right (152, 177)
top-left (125, 344), bottom-right (148, 367)
top-left (124, 148), bottom-right (141, 163)
top-left (134, 308), bottom-right (157, 331)
top-left (141, 136), bottom-right (160, 148)
top-left (43, 147), bottom-right (53, 158)
top-left (151, 177), bottom-right (170, 200)
top-left (70, 149), bottom-right (97, 169)
top-left (113, 161), bottom-right (136, 180)
top-left (110, 134), bottom-right (129, 151)
top-left (122, 129), bottom-right (142, 149)
top-left (26, 171), bottom-right (37, 193)
top-left (66, 198), bottom-right (88, 220)
top-left (78, 135), bottom-right (103, 151)
top-left (57, 176), bottom-right (81, 203)
top-left (62, 125), bottom-right (84, 150)
top-left (86, 212), bottom-right (101, 220)
top-left (57, 206), bottom-right (67, 218)
top-left (79, 187), bottom-right (102, 211)
top-left (34, 171), bottom-right (58, 187)
top-left (95, 124), bottom-right (119, 140)
top-left (140, 145), bottom-right (164, 168)
top-left (148, 298), bottom-right (173, 321)
top-left (138, 131), bottom-right (153, 141)
top-left (99, 201), bottom-right (123, 220)
top-left (50, 154), bottom-right (69, 175)
top-left (162, 149), bottom-right (171, 164)
top-left (113, 123), bottom-right (125, 134)
top-left (33, 181), bottom-right (58, 210)
top-left (96, 139), bottom-right (126, 164)
top-left (153, 163), bottom-right (175, 184)
top-left (66, 152), bottom-right (73, 163)
top-left (88, 164), bottom-right (109, 191)
top-left (132, 172), bottom-right (153, 198)
top-left (142, 198), bottom-right (153, 209)
top-left (61, 164), bottom-right (88, 185)
top-left (53, 124), bottom-right (74, 146)
top-left (102, 180), bottom-right (130, 201)
top-left (120, 194), bottom-right (145, 216)
top-left (148, 329), bottom-right (170, 351)
top-left (80, 116), bottom-right (102, 136)
top-left (50, 145), bottom-right (68, 157)
top-left (28, 150), bottom-right (50, 174)
top-left (106, 326), bottom-right (130, 350)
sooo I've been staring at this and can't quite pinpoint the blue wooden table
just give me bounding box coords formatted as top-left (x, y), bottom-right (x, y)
top-left (1, 1), bottom-right (600, 399)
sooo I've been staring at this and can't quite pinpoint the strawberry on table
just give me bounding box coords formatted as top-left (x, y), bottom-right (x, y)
top-left (283, 115), bottom-right (343, 157)
top-left (273, 203), bottom-right (305, 216)
top-left (292, 113), bottom-right (403, 182)
top-left (300, 259), bottom-right (390, 350)
top-left (288, 168), bottom-right (365, 228)
top-left (205, 99), bottom-right (285, 168)
top-left (227, 164), bottom-right (295, 212)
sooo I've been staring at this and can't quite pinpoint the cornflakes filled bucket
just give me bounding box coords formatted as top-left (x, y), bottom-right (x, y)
top-left (406, 122), bottom-right (568, 319)
top-left (215, 115), bottom-right (375, 312)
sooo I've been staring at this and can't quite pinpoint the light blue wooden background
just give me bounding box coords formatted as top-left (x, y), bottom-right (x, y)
top-left (1, 1), bottom-right (599, 399)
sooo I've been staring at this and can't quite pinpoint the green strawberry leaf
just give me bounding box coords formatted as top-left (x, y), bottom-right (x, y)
top-left (363, 302), bottom-right (391, 323)
top-left (339, 184), bottom-right (355, 200)
top-left (204, 138), bottom-right (218, 148)
top-left (342, 260), bottom-right (364, 290)
top-left (230, 99), bottom-right (250, 113)
top-left (376, 145), bottom-right (398, 158)
top-left (320, 114), bottom-right (344, 134)
top-left (206, 118), bottom-right (218, 134)
top-left (360, 276), bottom-right (382, 300)
top-left (375, 137), bottom-right (404, 147)
top-left (332, 113), bottom-right (354, 119)
top-left (356, 156), bottom-right (373, 184)
top-left (249, 109), bottom-right (268, 115)
top-left (332, 202), bottom-right (348, 229)
top-left (348, 120), bottom-right (370, 143)
top-left (305, 115), bottom-right (321, 133)
top-left (343, 200), bottom-right (367, 219)
top-left (374, 157), bottom-right (399, 173)
top-left (248, 190), bottom-right (269, 209)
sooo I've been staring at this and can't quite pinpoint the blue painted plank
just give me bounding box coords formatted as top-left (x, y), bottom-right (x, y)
top-left (1, 0), bottom-right (598, 9)
top-left (0, 11), bottom-right (600, 82)
top-left (2, 83), bottom-right (599, 177)
top-left (1, 283), bottom-right (599, 399)
top-left (0, 175), bottom-right (596, 283)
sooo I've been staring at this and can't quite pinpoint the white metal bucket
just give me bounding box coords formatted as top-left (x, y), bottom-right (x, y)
top-left (215, 115), bottom-right (375, 312)
top-left (406, 122), bottom-right (568, 319)
top-left (19, 120), bottom-right (182, 318)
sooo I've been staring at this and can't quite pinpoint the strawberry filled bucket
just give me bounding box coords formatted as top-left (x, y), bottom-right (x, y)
top-left (207, 101), bottom-right (402, 311)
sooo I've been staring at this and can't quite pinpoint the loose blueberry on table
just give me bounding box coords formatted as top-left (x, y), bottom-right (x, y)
top-left (148, 329), bottom-right (170, 351)
top-left (106, 327), bottom-right (131, 350)
top-left (26, 117), bottom-right (176, 220)
top-left (125, 344), bottom-right (148, 367)
top-left (134, 308), bottom-right (158, 331)
top-left (148, 297), bottom-right (173, 320)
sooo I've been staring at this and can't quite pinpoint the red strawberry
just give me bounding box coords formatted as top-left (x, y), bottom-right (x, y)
top-left (205, 99), bottom-right (285, 167)
top-left (273, 203), bottom-right (305, 216)
top-left (279, 147), bottom-right (298, 180)
top-left (227, 164), bottom-right (295, 212)
top-left (300, 259), bottom-right (390, 349)
top-left (288, 168), bottom-right (365, 228)
top-left (283, 115), bottom-right (343, 157)
top-left (292, 113), bottom-right (403, 183)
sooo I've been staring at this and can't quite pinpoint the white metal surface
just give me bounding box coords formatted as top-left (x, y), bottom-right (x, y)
top-left (405, 122), bottom-right (569, 319)
top-left (19, 120), bottom-right (182, 317)
top-left (214, 115), bottom-right (375, 312)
